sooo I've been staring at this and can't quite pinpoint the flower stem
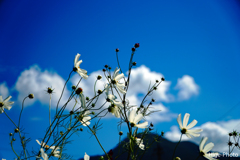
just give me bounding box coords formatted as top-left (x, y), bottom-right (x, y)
top-left (172, 133), bottom-right (183, 160)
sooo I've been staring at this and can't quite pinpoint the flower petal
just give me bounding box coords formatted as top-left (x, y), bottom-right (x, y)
top-left (203, 142), bottom-right (214, 153)
top-left (183, 113), bottom-right (190, 128)
top-left (129, 109), bottom-right (136, 123)
top-left (135, 121), bottom-right (148, 128)
top-left (186, 119), bottom-right (197, 129)
top-left (133, 114), bottom-right (143, 124)
top-left (177, 114), bottom-right (183, 129)
top-left (199, 137), bottom-right (208, 151)
top-left (84, 152), bottom-right (90, 160)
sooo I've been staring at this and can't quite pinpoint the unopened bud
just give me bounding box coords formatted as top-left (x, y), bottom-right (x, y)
top-left (28, 94), bottom-right (34, 99)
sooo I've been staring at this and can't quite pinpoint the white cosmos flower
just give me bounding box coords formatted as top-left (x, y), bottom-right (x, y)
top-left (135, 137), bottom-right (145, 150)
top-left (177, 113), bottom-right (202, 138)
top-left (128, 109), bottom-right (148, 128)
top-left (36, 140), bottom-right (60, 158)
top-left (78, 110), bottom-right (91, 126)
top-left (84, 152), bottom-right (90, 160)
top-left (111, 67), bottom-right (126, 94)
top-left (105, 84), bottom-right (123, 118)
top-left (0, 95), bottom-right (14, 114)
top-left (74, 53), bottom-right (88, 79)
top-left (36, 148), bottom-right (48, 160)
top-left (199, 137), bottom-right (219, 160)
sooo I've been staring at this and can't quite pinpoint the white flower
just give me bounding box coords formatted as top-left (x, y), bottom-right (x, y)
top-left (128, 109), bottom-right (148, 128)
top-left (84, 152), bottom-right (90, 160)
top-left (78, 110), bottom-right (91, 126)
top-left (177, 113), bottom-right (202, 138)
top-left (0, 96), bottom-right (14, 114)
top-left (36, 140), bottom-right (60, 158)
top-left (111, 67), bottom-right (126, 94)
top-left (135, 137), bottom-right (145, 150)
top-left (105, 84), bottom-right (123, 118)
top-left (36, 148), bottom-right (48, 160)
top-left (199, 137), bottom-right (219, 160)
top-left (74, 53), bottom-right (88, 79)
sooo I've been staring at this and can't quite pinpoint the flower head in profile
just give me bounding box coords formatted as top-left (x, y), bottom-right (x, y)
top-left (177, 113), bottom-right (202, 138)
top-left (0, 96), bottom-right (14, 114)
top-left (73, 53), bottom-right (88, 79)
top-left (199, 137), bottom-right (219, 160)
top-left (111, 67), bottom-right (126, 94)
top-left (135, 137), bottom-right (145, 150)
top-left (36, 140), bottom-right (60, 158)
top-left (105, 84), bottom-right (123, 118)
top-left (78, 111), bottom-right (91, 126)
top-left (36, 148), bottom-right (48, 160)
top-left (128, 109), bottom-right (148, 128)
top-left (84, 152), bottom-right (90, 160)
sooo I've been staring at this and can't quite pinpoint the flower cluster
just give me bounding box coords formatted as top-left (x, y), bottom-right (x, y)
top-left (0, 43), bottom-right (234, 160)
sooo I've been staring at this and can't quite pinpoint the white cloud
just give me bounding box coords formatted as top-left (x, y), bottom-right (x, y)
top-left (165, 119), bottom-right (240, 154)
top-left (70, 65), bottom-right (176, 122)
top-left (175, 75), bottom-right (199, 100)
top-left (0, 82), bottom-right (9, 98)
top-left (127, 65), bottom-right (173, 102)
top-left (14, 65), bottom-right (73, 109)
top-left (12, 65), bottom-right (198, 123)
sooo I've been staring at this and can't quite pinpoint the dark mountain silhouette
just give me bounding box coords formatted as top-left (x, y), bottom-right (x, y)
top-left (79, 133), bottom-right (240, 160)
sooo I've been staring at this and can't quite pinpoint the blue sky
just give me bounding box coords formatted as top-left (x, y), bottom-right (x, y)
top-left (0, 0), bottom-right (240, 159)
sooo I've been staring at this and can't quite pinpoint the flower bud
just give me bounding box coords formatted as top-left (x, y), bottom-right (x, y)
top-left (80, 128), bottom-right (83, 131)
top-left (47, 87), bottom-right (53, 94)
top-left (131, 47), bottom-right (136, 52)
top-left (28, 94), bottom-right (34, 99)
top-left (12, 138), bottom-right (16, 141)
top-left (134, 43), bottom-right (140, 48)
top-left (75, 88), bottom-right (83, 95)
top-left (97, 75), bottom-right (102, 80)
top-left (86, 97), bottom-right (89, 100)
top-left (14, 128), bottom-right (19, 133)
top-left (115, 48), bottom-right (119, 52)
top-left (228, 141), bottom-right (233, 146)
top-left (9, 133), bottom-right (13, 136)
top-left (92, 103), bottom-right (95, 107)
top-left (119, 131), bottom-right (123, 136)
top-left (161, 77), bottom-right (165, 81)
top-left (132, 62), bottom-right (137, 66)
top-left (161, 131), bottom-right (164, 136)
top-left (72, 85), bottom-right (76, 90)
top-left (156, 80), bottom-right (159, 83)
top-left (174, 157), bottom-right (181, 160)
top-left (150, 122), bottom-right (154, 127)
top-left (70, 111), bottom-right (74, 114)
top-left (97, 90), bottom-right (103, 94)
top-left (102, 69), bottom-right (106, 72)
top-left (104, 65), bottom-right (108, 68)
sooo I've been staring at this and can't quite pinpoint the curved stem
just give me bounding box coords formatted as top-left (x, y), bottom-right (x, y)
top-left (172, 133), bottom-right (183, 160)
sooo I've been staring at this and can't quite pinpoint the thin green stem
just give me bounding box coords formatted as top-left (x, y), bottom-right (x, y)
top-left (172, 133), bottom-right (183, 160)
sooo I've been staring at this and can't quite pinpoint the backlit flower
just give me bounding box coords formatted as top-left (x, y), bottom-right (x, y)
top-left (37, 148), bottom-right (48, 160)
top-left (36, 140), bottom-right (60, 158)
top-left (105, 84), bottom-right (123, 118)
top-left (73, 53), bottom-right (88, 79)
top-left (84, 152), bottom-right (90, 160)
top-left (128, 109), bottom-right (148, 128)
top-left (78, 111), bottom-right (91, 126)
top-left (199, 137), bottom-right (219, 160)
top-left (135, 137), bottom-right (145, 150)
top-left (0, 96), bottom-right (14, 114)
top-left (177, 113), bottom-right (202, 138)
top-left (111, 67), bottom-right (126, 94)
